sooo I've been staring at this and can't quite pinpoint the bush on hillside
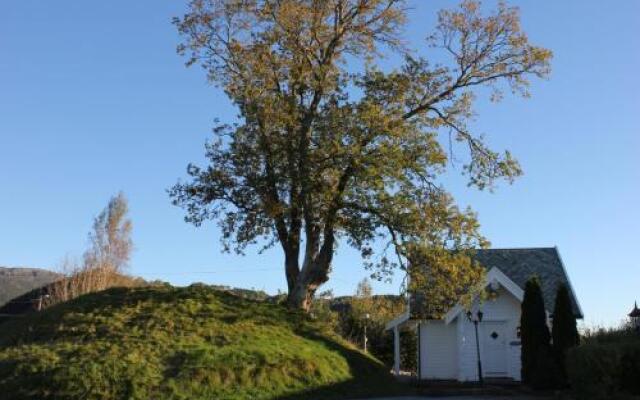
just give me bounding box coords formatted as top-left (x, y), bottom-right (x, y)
top-left (317, 279), bottom-right (417, 374)
top-left (619, 345), bottom-right (640, 395)
top-left (313, 296), bottom-right (417, 373)
top-left (582, 324), bottom-right (637, 345)
top-left (567, 340), bottom-right (640, 400)
top-left (334, 309), bottom-right (417, 372)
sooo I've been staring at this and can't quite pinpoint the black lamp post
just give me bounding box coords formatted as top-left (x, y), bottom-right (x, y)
top-left (364, 313), bottom-right (370, 352)
top-left (466, 310), bottom-right (484, 385)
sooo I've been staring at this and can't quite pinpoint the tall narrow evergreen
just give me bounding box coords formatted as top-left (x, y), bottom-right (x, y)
top-left (520, 276), bottom-right (551, 384)
top-left (552, 283), bottom-right (580, 385)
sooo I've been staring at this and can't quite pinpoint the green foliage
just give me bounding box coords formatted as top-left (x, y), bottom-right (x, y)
top-left (531, 345), bottom-right (560, 390)
top-left (85, 191), bottom-right (132, 272)
top-left (567, 340), bottom-right (640, 400)
top-left (0, 285), bottom-right (405, 400)
top-left (170, 0), bottom-right (552, 309)
top-left (311, 279), bottom-right (415, 373)
top-left (520, 276), bottom-right (552, 385)
top-left (408, 246), bottom-right (485, 319)
top-left (551, 283), bottom-right (579, 385)
top-left (619, 345), bottom-right (640, 396)
top-left (567, 343), bottom-right (621, 399)
top-left (582, 324), bottom-right (638, 345)
top-left (332, 295), bottom-right (416, 372)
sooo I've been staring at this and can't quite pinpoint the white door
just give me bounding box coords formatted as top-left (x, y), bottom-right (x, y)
top-left (480, 321), bottom-right (508, 377)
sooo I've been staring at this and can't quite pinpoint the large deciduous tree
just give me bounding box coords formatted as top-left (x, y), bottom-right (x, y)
top-left (170, 0), bottom-right (552, 311)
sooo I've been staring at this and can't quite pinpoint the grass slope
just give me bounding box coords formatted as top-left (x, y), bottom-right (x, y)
top-left (0, 285), bottom-right (404, 400)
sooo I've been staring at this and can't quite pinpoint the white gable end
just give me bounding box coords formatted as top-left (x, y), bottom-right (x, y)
top-left (454, 286), bottom-right (522, 381)
top-left (444, 267), bottom-right (524, 325)
top-left (416, 270), bottom-right (525, 382)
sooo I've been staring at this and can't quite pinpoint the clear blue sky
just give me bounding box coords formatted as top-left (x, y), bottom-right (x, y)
top-left (1, 1), bottom-right (638, 328)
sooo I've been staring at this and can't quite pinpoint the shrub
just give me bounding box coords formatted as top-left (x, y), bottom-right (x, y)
top-left (328, 300), bottom-right (417, 373)
top-left (567, 341), bottom-right (640, 399)
top-left (619, 345), bottom-right (640, 395)
top-left (583, 324), bottom-right (637, 345)
top-left (520, 276), bottom-right (552, 385)
top-left (551, 283), bottom-right (579, 386)
top-left (567, 343), bottom-right (620, 399)
top-left (317, 279), bottom-right (417, 374)
top-left (531, 345), bottom-right (561, 390)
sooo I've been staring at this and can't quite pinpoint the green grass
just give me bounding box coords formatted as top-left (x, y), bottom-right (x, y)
top-left (0, 285), bottom-right (406, 400)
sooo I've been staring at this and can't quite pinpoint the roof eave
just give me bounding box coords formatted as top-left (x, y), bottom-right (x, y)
top-left (554, 246), bottom-right (584, 319)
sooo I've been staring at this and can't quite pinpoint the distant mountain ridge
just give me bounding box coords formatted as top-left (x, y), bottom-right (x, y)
top-left (0, 266), bottom-right (62, 306)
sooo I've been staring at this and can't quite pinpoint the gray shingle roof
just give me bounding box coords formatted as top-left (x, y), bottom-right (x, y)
top-left (410, 247), bottom-right (583, 319)
top-left (473, 247), bottom-right (582, 318)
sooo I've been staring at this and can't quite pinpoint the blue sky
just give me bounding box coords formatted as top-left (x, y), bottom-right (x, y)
top-left (1, 1), bottom-right (638, 328)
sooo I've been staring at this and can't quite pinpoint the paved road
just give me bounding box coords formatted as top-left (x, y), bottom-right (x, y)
top-left (355, 397), bottom-right (539, 400)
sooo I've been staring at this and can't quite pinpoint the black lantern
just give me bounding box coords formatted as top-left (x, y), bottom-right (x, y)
top-left (629, 302), bottom-right (640, 332)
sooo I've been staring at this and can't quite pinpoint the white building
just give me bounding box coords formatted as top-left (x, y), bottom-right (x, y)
top-left (386, 247), bottom-right (582, 382)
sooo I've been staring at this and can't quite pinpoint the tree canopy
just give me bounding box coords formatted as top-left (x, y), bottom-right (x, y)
top-left (170, 0), bottom-right (552, 310)
top-left (85, 191), bottom-right (133, 273)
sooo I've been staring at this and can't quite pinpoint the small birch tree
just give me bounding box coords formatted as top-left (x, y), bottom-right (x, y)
top-left (84, 191), bottom-right (133, 274)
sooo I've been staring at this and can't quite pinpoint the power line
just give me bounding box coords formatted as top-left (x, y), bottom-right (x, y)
top-left (0, 267), bottom-right (283, 279)
top-left (150, 267), bottom-right (281, 276)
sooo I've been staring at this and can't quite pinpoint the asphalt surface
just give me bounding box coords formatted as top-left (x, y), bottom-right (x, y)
top-left (355, 397), bottom-right (539, 400)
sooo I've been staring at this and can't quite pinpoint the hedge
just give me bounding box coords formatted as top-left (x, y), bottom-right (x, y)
top-left (567, 341), bottom-right (640, 399)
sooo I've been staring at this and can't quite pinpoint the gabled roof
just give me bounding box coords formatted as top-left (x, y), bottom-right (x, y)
top-left (473, 247), bottom-right (582, 318)
top-left (408, 247), bottom-right (583, 320)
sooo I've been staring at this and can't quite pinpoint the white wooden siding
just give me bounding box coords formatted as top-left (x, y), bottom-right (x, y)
top-left (420, 320), bottom-right (458, 380)
top-left (456, 287), bottom-right (522, 381)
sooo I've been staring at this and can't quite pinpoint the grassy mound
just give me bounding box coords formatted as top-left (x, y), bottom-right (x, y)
top-left (0, 285), bottom-right (402, 400)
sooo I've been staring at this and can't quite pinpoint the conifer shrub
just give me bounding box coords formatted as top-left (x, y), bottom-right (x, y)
top-left (520, 276), bottom-right (553, 386)
top-left (531, 345), bottom-right (560, 390)
top-left (551, 283), bottom-right (579, 386)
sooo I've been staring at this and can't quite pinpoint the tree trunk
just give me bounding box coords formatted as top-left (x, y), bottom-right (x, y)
top-left (286, 260), bottom-right (331, 311)
top-left (284, 248), bottom-right (300, 294)
top-left (287, 282), bottom-right (314, 311)
top-left (286, 231), bottom-right (334, 311)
